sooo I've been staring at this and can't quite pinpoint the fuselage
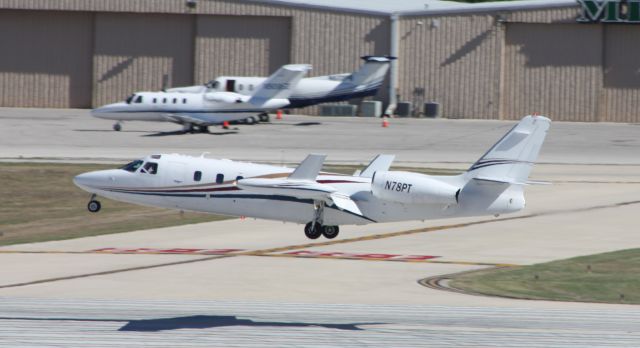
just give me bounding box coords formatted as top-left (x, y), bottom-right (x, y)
top-left (73, 154), bottom-right (523, 226)
top-left (91, 91), bottom-right (269, 123)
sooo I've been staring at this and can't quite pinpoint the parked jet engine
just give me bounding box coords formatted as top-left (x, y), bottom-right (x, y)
top-left (371, 171), bottom-right (459, 205)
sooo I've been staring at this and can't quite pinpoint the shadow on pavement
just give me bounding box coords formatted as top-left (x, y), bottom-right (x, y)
top-left (119, 315), bottom-right (379, 332)
top-left (143, 130), bottom-right (239, 137)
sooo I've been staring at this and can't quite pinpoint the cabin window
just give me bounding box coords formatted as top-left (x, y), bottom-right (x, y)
top-left (173, 98), bottom-right (177, 104)
top-left (194, 171), bottom-right (202, 182)
top-left (236, 175), bottom-right (244, 181)
top-left (135, 95), bottom-right (143, 103)
top-left (120, 160), bottom-right (143, 173)
top-left (248, 84), bottom-right (253, 91)
top-left (142, 162), bottom-right (158, 175)
top-left (238, 84), bottom-right (243, 91)
top-left (163, 98), bottom-right (167, 104)
top-left (182, 98), bottom-right (187, 104)
top-left (153, 98), bottom-right (157, 104)
top-left (216, 173), bottom-right (224, 184)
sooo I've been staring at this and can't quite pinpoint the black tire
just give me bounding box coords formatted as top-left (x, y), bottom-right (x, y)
top-left (322, 225), bottom-right (339, 239)
top-left (245, 116), bottom-right (256, 125)
top-left (258, 113), bottom-right (270, 122)
top-left (88, 200), bottom-right (101, 213)
top-left (113, 123), bottom-right (122, 131)
top-left (304, 222), bottom-right (322, 239)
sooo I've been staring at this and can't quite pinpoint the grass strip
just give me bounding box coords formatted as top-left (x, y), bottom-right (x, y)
top-left (450, 248), bottom-right (640, 304)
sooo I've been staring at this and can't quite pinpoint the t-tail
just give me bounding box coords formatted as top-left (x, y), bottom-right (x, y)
top-left (249, 64), bottom-right (312, 106)
top-left (339, 56), bottom-right (396, 90)
top-left (457, 115), bottom-right (551, 215)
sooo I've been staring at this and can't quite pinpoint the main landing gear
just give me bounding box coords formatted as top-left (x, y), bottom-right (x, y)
top-left (304, 223), bottom-right (340, 240)
top-left (113, 122), bottom-right (122, 131)
top-left (303, 201), bottom-right (340, 239)
top-left (87, 194), bottom-right (101, 213)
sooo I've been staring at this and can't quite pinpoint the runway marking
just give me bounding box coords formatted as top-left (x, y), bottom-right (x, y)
top-left (91, 247), bottom-right (245, 255)
top-left (1, 199), bottom-right (638, 289)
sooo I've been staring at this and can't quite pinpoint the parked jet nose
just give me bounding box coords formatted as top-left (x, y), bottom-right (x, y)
top-left (91, 102), bottom-right (127, 119)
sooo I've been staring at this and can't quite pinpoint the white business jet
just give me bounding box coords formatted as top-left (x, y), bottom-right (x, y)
top-left (74, 116), bottom-right (550, 240)
top-left (167, 56), bottom-right (395, 122)
top-left (91, 64), bottom-right (311, 132)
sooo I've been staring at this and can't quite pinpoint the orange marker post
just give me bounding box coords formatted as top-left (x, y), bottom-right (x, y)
top-left (276, 109), bottom-right (283, 120)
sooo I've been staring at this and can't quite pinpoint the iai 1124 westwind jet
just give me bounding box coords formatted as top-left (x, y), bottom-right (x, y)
top-left (74, 116), bottom-right (550, 240)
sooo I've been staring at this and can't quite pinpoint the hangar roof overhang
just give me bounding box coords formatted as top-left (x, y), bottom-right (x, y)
top-left (249, 0), bottom-right (578, 16)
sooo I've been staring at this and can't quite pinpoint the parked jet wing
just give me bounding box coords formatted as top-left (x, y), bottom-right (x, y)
top-left (163, 112), bottom-right (249, 126)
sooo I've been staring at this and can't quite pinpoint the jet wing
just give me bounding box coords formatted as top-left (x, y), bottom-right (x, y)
top-left (163, 112), bottom-right (250, 126)
top-left (236, 154), bottom-right (366, 218)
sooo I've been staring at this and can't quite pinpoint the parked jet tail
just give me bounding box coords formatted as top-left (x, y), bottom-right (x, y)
top-left (249, 64), bottom-right (312, 106)
top-left (344, 56), bottom-right (396, 88)
top-left (466, 115), bottom-right (551, 185)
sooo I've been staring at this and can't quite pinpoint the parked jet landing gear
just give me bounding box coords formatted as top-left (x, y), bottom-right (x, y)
top-left (87, 194), bottom-right (101, 213)
top-left (113, 123), bottom-right (122, 131)
top-left (258, 112), bottom-right (270, 122)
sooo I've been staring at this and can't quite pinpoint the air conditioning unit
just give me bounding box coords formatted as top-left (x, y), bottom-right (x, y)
top-left (320, 104), bottom-right (357, 116)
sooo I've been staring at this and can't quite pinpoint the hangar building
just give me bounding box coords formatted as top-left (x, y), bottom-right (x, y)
top-left (0, 0), bottom-right (638, 122)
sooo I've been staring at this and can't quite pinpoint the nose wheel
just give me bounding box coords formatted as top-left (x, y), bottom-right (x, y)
top-left (113, 122), bottom-right (122, 131)
top-left (87, 194), bottom-right (101, 213)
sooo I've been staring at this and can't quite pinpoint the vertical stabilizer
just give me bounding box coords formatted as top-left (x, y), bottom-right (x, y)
top-left (343, 56), bottom-right (395, 88)
top-left (467, 115), bottom-right (551, 184)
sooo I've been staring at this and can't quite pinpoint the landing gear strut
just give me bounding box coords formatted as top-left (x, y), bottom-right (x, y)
top-left (303, 201), bottom-right (340, 239)
top-left (87, 194), bottom-right (101, 213)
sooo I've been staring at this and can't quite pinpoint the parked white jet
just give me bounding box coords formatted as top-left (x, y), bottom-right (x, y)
top-left (91, 64), bottom-right (311, 132)
top-left (167, 56), bottom-right (395, 122)
top-left (74, 116), bottom-right (550, 239)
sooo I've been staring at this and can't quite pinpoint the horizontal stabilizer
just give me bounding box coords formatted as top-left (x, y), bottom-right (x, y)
top-left (288, 154), bottom-right (326, 181)
top-left (330, 193), bottom-right (363, 216)
top-left (359, 154), bottom-right (395, 178)
top-left (473, 177), bottom-right (526, 185)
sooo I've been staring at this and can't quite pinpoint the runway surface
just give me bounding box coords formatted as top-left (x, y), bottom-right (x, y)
top-left (2, 298), bottom-right (640, 347)
top-left (1, 108), bottom-right (639, 166)
top-left (1, 108), bottom-right (639, 346)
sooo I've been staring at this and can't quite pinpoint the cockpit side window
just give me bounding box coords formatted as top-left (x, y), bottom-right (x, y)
top-left (135, 95), bottom-right (143, 103)
top-left (142, 162), bottom-right (158, 175)
top-left (120, 159), bottom-right (143, 172)
top-left (125, 94), bottom-right (135, 104)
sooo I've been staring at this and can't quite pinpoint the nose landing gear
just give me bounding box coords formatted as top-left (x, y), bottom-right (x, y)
top-left (113, 122), bottom-right (122, 131)
top-left (87, 194), bottom-right (101, 213)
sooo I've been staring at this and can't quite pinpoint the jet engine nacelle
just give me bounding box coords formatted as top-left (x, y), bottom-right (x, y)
top-left (204, 91), bottom-right (248, 103)
top-left (371, 171), bottom-right (459, 205)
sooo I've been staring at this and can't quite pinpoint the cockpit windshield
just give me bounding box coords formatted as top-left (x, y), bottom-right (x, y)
top-left (134, 95), bottom-right (143, 103)
top-left (125, 94), bottom-right (135, 104)
top-left (120, 159), bottom-right (143, 172)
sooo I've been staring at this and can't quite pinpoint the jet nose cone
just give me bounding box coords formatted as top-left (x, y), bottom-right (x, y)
top-left (91, 102), bottom-right (126, 119)
top-left (73, 171), bottom-right (110, 191)
top-left (73, 172), bottom-right (93, 190)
